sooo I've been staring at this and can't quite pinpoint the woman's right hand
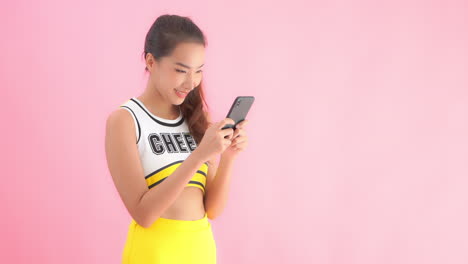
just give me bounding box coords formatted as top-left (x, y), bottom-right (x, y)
top-left (194, 118), bottom-right (236, 162)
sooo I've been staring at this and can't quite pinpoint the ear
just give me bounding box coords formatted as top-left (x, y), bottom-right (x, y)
top-left (145, 53), bottom-right (158, 72)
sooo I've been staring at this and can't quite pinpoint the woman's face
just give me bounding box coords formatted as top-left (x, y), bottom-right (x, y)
top-left (147, 42), bottom-right (205, 105)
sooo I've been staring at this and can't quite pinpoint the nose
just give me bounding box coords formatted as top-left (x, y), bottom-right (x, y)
top-left (183, 73), bottom-right (197, 91)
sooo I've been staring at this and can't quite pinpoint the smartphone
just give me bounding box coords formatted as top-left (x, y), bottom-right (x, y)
top-left (221, 96), bottom-right (255, 132)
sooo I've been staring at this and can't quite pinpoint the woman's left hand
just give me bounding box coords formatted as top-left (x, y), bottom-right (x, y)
top-left (221, 120), bottom-right (249, 160)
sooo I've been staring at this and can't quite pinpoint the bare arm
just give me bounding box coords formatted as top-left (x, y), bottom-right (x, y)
top-left (204, 155), bottom-right (235, 220)
top-left (105, 109), bottom-right (205, 228)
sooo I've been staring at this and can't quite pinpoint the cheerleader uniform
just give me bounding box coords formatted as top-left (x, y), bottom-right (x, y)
top-left (119, 97), bottom-right (217, 264)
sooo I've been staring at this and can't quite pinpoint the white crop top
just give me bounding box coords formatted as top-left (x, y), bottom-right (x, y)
top-left (119, 97), bottom-right (208, 194)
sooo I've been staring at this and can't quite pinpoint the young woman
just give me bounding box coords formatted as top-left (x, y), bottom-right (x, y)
top-left (104, 14), bottom-right (249, 263)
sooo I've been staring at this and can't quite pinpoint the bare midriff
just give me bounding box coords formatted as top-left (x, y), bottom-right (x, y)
top-left (159, 186), bottom-right (206, 221)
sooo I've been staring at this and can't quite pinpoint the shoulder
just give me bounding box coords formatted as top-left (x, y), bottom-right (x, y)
top-left (106, 108), bottom-right (137, 137)
top-left (107, 108), bottom-right (135, 126)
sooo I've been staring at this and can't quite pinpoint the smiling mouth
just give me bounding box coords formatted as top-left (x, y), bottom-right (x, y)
top-left (175, 89), bottom-right (188, 98)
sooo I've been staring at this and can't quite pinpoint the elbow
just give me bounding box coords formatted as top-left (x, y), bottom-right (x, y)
top-left (132, 208), bottom-right (155, 229)
top-left (139, 211), bottom-right (162, 229)
top-left (135, 214), bottom-right (153, 229)
top-left (207, 214), bottom-right (217, 221)
top-left (206, 210), bottom-right (219, 221)
top-left (132, 196), bottom-right (162, 228)
top-left (132, 212), bottom-right (149, 228)
top-left (205, 202), bottom-right (220, 221)
top-left (136, 217), bottom-right (151, 229)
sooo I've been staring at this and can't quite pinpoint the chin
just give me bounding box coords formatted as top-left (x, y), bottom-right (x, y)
top-left (173, 96), bottom-right (187, 105)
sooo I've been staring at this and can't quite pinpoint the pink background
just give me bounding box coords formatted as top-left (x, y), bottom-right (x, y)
top-left (2, 0), bottom-right (468, 263)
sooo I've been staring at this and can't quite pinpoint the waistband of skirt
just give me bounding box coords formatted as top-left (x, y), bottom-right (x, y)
top-left (137, 213), bottom-right (210, 232)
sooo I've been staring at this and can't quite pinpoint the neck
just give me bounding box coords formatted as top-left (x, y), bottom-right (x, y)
top-left (138, 83), bottom-right (180, 118)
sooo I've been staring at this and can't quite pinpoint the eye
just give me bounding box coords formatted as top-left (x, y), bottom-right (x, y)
top-left (175, 69), bottom-right (203, 74)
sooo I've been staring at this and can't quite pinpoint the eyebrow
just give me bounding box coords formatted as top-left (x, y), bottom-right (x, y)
top-left (175, 62), bottom-right (204, 69)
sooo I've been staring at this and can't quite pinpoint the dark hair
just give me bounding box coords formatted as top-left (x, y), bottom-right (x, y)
top-left (142, 14), bottom-right (214, 164)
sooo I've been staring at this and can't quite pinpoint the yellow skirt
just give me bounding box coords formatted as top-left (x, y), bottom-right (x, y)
top-left (122, 213), bottom-right (216, 264)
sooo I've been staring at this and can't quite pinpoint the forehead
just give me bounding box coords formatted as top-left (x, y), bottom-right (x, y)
top-left (168, 42), bottom-right (205, 66)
